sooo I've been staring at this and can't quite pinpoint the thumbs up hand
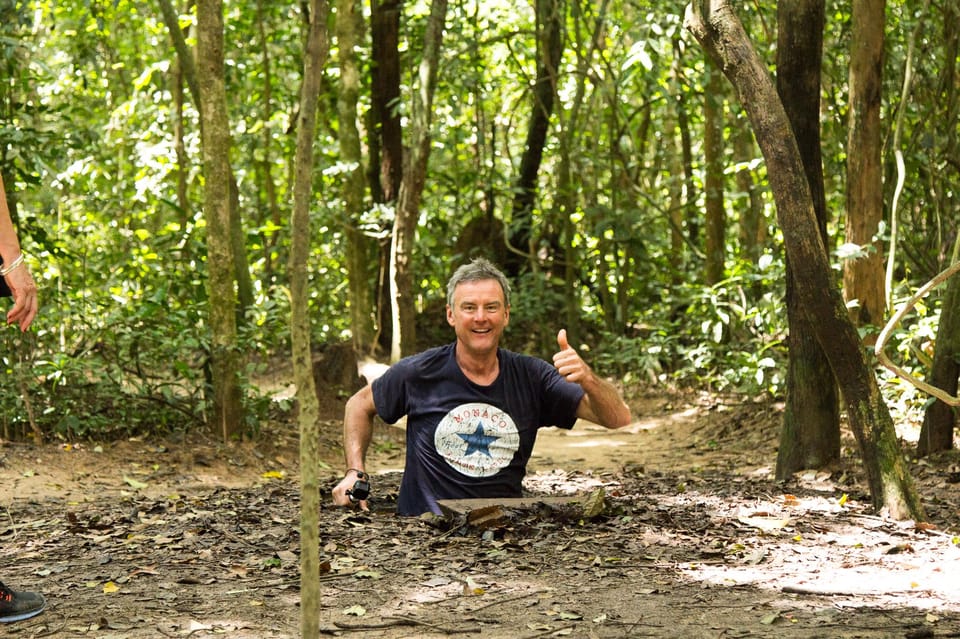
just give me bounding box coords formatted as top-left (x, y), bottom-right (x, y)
top-left (553, 329), bottom-right (589, 385)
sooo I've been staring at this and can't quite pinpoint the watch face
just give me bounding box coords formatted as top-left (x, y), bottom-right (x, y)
top-left (434, 402), bottom-right (519, 477)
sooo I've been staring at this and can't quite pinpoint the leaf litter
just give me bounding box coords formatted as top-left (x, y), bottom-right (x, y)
top-left (0, 392), bottom-right (959, 638)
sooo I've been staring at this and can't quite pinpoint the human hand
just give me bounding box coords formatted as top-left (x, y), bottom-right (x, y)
top-left (553, 329), bottom-right (592, 385)
top-left (332, 470), bottom-right (370, 511)
top-left (5, 263), bottom-right (38, 331)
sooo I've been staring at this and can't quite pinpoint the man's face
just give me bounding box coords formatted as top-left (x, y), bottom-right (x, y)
top-left (446, 279), bottom-right (510, 355)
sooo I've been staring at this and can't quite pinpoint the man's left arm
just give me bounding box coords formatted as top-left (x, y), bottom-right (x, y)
top-left (552, 329), bottom-right (631, 429)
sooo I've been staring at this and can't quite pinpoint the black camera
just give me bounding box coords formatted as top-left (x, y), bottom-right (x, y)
top-left (346, 471), bottom-right (370, 502)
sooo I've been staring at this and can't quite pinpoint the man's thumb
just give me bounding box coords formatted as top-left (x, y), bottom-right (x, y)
top-left (557, 328), bottom-right (569, 351)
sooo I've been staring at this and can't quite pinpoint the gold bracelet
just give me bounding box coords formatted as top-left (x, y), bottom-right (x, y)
top-left (0, 254), bottom-right (24, 277)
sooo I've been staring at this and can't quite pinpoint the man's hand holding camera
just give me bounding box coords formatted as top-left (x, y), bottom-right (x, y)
top-left (332, 468), bottom-right (371, 511)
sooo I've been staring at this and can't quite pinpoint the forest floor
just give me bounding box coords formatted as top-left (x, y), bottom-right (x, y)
top-left (2, 383), bottom-right (960, 639)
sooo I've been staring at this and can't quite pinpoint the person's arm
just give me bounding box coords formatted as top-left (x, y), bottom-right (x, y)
top-left (0, 175), bottom-right (38, 331)
top-left (552, 329), bottom-right (631, 429)
top-left (331, 384), bottom-right (378, 509)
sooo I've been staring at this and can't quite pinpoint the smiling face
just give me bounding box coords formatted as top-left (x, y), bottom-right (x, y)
top-left (446, 278), bottom-right (510, 358)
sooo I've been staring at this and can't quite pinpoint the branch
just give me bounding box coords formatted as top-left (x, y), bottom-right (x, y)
top-left (874, 259), bottom-right (960, 406)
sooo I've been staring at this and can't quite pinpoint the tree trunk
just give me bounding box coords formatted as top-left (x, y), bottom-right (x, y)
top-left (555, 0), bottom-right (608, 346)
top-left (733, 117), bottom-right (762, 266)
top-left (337, 0), bottom-right (376, 355)
top-left (196, 0), bottom-right (244, 441)
top-left (668, 36), bottom-right (692, 282)
top-left (917, 261), bottom-right (960, 455)
top-left (506, 0), bottom-right (563, 276)
top-left (703, 62), bottom-right (725, 286)
top-left (289, 1), bottom-right (329, 637)
top-left (775, 0), bottom-right (840, 479)
top-left (369, 0), bottom-right (402, 354)
top-left (255, 0), bottom-right (283, 284)
top-left (389, 0), bottom-right (448, 362)
top-left (159, 0), bottom-right (253, 316)
top-left (685, 0), bottom-right (923, 520)
top-left (843, 0), bottom-right (887, 330)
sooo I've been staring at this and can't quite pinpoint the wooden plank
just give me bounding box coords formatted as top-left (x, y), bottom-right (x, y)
top-left (436, 495), bottom-right (582, 519)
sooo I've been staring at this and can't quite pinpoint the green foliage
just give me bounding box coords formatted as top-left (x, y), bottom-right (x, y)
top-left (592, 254), bottom-right (788, 396)
top-left (0, 0), bottom-right (955, 444)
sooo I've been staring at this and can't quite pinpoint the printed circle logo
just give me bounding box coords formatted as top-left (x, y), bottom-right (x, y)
top-left (434, 402), bottom-right (519, 477)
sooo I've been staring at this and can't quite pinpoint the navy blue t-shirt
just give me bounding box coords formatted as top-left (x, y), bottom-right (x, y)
top-left (372, 343), bottom-right (585, 516)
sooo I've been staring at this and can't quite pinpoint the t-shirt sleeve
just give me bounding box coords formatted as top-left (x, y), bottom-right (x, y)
top-left (531, 357), bottom-right (584, 430)
top-left (370, 362), bottom-right (410, 424)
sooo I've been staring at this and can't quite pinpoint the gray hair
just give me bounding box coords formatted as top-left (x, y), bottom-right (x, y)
top-left (446, 258), bottom-right (511, 308)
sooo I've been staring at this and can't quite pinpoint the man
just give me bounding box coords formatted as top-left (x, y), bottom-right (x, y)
top-left (0, 175), bottom-right (45, 623)
top-left (332, 258), bottom-right (631, 516)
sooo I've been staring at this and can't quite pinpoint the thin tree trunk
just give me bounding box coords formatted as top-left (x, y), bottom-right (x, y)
top-left (196, 0), bottom-right (244, 440)
top-left (506, 0), bottom-right (563, 276)
top-left (159, 0), bottom-right (253, 316)
top-left (775, 0), bottom-right (840, 479)
top-left (389, 0), bottom-right (448, 361)
top-left (704, 62), bottom-right (725, 286)
top-left (337, 0), bottom-right (375, 354)
top-left (686, 0), bottom-right (923, 520)
top-left (733, 118), bottom-right (761, 266)
top-left (290, 1), bottom-right (329, 637)
top-left (668, 37), bottom-right (689, 282)
top-left (369, 0), bottom-right (401, 354)
top-left (256, 0), bottom-right (282, 283)
top-left (843, 0), bottom-right (886, 330)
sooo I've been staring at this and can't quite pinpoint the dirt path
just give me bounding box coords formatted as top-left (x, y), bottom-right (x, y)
top-left (2, 391), bottom-right (959, 638)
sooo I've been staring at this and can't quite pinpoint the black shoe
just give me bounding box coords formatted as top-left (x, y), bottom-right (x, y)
top-left (0, 580), bottom-right (45, 623)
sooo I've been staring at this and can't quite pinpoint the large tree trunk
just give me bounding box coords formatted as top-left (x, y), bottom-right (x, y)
top-left (337, 0), bottom-right (375, 355)
top-left (775, 0), bottom-right (841, 479)
top-left (196, 0), bottom-right (244, 441)
top-left (289, 1), bottom-right (329, 637)
top-left (506, 0), bottom-right (563, 276)
top-left (389, 0), bottom-right (448, 361)
top-left (369, 0), bottom-right (402, 354)
top-left (842, 0), bottom-right (887, 329)
top-left (685, 0), bottom-right (923, 520)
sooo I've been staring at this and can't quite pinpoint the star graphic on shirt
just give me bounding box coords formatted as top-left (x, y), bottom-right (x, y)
top-left (458, 422), bottom-right (499, 458)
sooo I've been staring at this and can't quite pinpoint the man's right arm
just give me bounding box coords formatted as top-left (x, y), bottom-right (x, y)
top-left (331, 384), bottom-right (378, 509)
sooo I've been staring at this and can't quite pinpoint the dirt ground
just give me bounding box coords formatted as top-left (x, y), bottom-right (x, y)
top-left (2, 386), bottom-right (960, 639)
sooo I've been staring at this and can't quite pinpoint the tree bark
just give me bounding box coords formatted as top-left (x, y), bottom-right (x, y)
top-left (158, 0), bottom-right (254, 316)
top-left (704, 62), bottom-right (725, 286)
top-left (685, 0), bottom-right (923, 520)
top-left (775, 0), bottom-right (840, 479)
top-left (289, 1), bottom-right (329, 637)
top-left (916, 6), bottom-right (960, 457)
top-left (369, 0), bottom-right (402, 354)
top-left (506, 0), bottom-right (563, 276)
top-left (733, 117), bottom-right (762, 266)
top-left (255, 0), bottom-right (283, 284)
top-left (337, 0), bottom-right (375, 355)
top-left (843, 0), bottom-right (887, 329)
top-left (389, 0), bottom-right (448, 361)
top-left (196, 0), bottom-right (244, 441)
top-left (917, 261), bottom-right (960, 455)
